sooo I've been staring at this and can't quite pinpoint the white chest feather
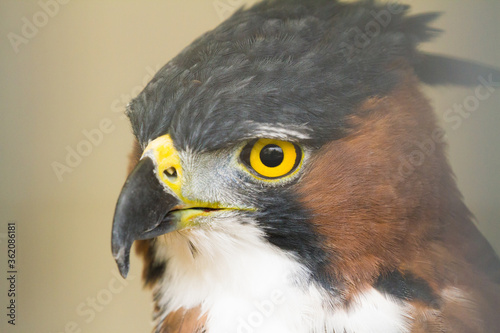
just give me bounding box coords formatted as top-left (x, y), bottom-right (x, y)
top-left (152, 222), bottom-right (411, 333)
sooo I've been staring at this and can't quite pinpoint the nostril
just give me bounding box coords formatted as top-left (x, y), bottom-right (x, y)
top-left (164, 167), bottom-right (178, 180)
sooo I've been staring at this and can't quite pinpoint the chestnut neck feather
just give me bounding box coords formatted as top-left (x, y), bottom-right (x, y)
top-left (297, 70), bottom-right (500, 312)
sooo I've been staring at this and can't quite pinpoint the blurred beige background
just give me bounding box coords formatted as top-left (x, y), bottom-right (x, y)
top-left (0, 1), bottom-right (498, 332)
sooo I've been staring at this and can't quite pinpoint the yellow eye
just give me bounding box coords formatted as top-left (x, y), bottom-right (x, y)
top-left (240, 139), bottom-right (302, 179)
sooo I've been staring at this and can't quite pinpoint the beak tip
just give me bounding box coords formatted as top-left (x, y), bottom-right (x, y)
top-left (112, 243), bottom-right (130, 279)
top-left (114, 252), bottom-right (130, 279)
top-left (118, 262), bottom-right (129, 279)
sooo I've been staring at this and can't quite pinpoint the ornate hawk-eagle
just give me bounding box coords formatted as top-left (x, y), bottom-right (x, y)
top-left (111, 0), bottom-right (500, 332)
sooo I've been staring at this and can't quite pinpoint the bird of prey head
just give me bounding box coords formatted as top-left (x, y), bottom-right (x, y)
top-left (111, 0), bottom-right (500, 332)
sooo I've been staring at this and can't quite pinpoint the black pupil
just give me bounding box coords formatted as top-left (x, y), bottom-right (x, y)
top-left (260, 144), bottom-right (284, 168)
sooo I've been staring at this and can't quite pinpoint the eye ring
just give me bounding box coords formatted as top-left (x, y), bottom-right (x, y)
top-left (240, 139), bottom-right (302, 179)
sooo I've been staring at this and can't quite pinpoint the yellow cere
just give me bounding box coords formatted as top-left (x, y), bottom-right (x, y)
top-left (141, 134), bottom-right (247, 228)
top-left (249, 139), bottom-right (297, 178)
top-left (142, 134), bottom-right (183, 196)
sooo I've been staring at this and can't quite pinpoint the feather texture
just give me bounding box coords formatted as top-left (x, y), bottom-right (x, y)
top-left (118, 1), bottom-right (500, 331)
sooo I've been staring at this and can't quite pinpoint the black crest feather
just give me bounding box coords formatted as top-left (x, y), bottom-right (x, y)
top-left (127, 0), bottom-right (500, 151)
top-left (415, 53), bottom-right (500, 87)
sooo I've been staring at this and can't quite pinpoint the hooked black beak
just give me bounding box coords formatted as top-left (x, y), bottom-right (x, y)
top-left (111, 157), bottom-right (180, 278)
